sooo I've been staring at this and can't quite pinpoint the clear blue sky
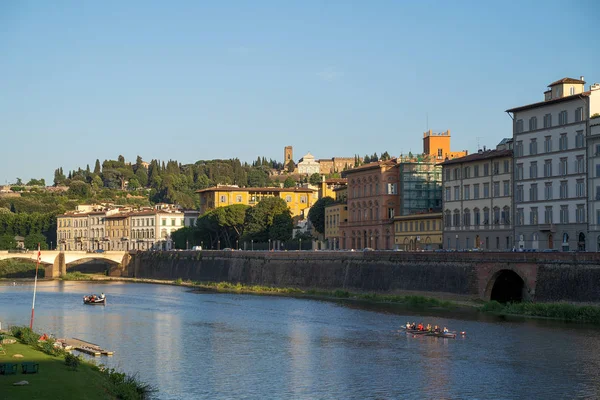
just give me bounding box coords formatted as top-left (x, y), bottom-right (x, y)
top-left (1, 0), bottom-right (599, 185)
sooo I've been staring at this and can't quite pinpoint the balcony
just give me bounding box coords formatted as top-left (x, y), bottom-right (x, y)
top-left (539, 224), bottom-right (556, 232)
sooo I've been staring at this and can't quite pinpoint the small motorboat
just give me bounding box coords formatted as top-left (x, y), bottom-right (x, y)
top-left (83, 295), bottom-right (106, 305)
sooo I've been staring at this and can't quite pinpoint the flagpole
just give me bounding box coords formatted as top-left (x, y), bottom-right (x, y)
top-left (30, 243), bottom-right (41, 330)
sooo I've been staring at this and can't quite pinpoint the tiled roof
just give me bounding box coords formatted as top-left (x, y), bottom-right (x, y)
top-left (440, 149), bottom-right (512, 166)
top-left (506, 91), bottom-right (590, 113)
top-left (548, 77), bottom-right (585, 86)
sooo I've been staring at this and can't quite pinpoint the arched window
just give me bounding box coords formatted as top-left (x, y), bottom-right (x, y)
top-left (463, 209), bottom-right (471, 227)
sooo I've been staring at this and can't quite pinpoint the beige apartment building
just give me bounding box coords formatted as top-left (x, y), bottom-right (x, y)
top-left (394, 213), bottom-right (442, 251)
top-left (507, 77), bottom-right (600, 251)
top-left (442, 140), bottom-right (513, 250)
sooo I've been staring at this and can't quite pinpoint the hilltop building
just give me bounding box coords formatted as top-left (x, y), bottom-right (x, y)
top-left (423, 130), bottom-right (468, 163)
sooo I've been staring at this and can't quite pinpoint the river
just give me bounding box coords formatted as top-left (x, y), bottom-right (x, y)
top-left (1, 280), bottom-right (599, 399)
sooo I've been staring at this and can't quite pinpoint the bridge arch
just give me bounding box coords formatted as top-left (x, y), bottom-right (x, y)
top-left (485, 269), bottom-right (527, 303)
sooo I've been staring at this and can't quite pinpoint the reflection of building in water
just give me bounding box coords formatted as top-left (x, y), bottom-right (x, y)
top-left (153, 312), bottom-right (181, 390)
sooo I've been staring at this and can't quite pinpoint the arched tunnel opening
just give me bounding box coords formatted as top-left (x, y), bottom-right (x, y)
top-left (68, 259), bottom-right (116, 275)
top-left (490, 270), bottom-right (525, 303)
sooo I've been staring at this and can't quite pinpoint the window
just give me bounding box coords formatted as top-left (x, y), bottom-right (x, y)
top-left (285, 195), bottom-right (292, 202)
top-left (464, 185), bottom-right (470, 200)
top-left (516, 119), bottom-right (524, 133)
top-left (220, 195), bottom-right (226, 203)
top-left (544, 136), bottom-right (552, 153)
top-left (530, 207), bottom-right (538, 225)
top-left (545, 206), bottom-right (553, 224)
top-left (544, 160), bottom-right (552, 177)
top-left (516, 163), bottom-right (524, 180)
top-left (575, 131), bottom-right (584, 148)
top-left (388, 208), bottom-right (395, 219)
top-left (543, 113), bottom-right (552, 128)
top-left (515, 141), bottom-right (523, 157)
top-left (503, 181), bottom-right (510, 196)
top-left (463, 209), bottom-right (471, 227)
top-left (474, 184), bottom-right (480, 199)
top-left (576, 156), bottom-right (584, 174)
top-left (493, 181), bottom-right (500, 197)
top-left (503, 160), bottom-right (510, 173)
top-left (559, 157), bottom-right (568, 176)
top-left (454, 186), bottom-right (460, 201)
top-left (544, 182), bottom-right (553, 200)
top-left (575, 107), bottom-right (583, 122)
top-left (464, 166), bottom-right (470, 179)
top-left (483, 208), bottom-right (490, 224)
top-left (453, 210), bottom-right (461, 227)
top-left (560, 205), bottom-right (569, 224)
top-left (576, 179), bottom-right (585, 197)
top-left (597, 210), bottom-right (600, 225)
top-left (529, 116), bottom-right (537, 131)
top-left (559, 134), bottom-right (568, 151)
top-left (300, 196), bottom-right (307, 203)
top-left (559, 110), bottom-right (568, 125)
top-left (501, 207), bottom-right (510, 224)
top-left (236, 195), bottom-right (242, 202)
top-left (576, 204), bottom-right (585, 223)
top-left (530, 161), bottom-right (538, 179)
top-left (529, 184), bottom-right (538, 201)
top-left (171, 218), bottom-right (176, 226)
top-left (493, 207), bottom-right (500, 224)
top-left (474, 209), bottom-right (480, 225)
top-left (445, 169), bottom-right (451, 181)
top-left (516, 208), bottom-right (524, 226)
top-left (483, 163), bottom-right (489, 176)
top-left (483, 183), bottom-right (490, 198)
top-left (474, 165), bottom-right (479, 177)
top-left (529, 139), bottom-right (537, 155)
top-left (445, 187), bottom-right (451, 201)
top-left (387, 183), bottom-right (397, 194)
top-left (516, 185), bottom-right (524, 202)
top-left (560, 181), bottom-right (568, 199)
top-left (444, 211), bottom-right (451, 228)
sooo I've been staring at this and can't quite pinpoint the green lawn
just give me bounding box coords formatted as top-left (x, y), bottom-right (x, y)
top-left (1, 339), bottom-right (113, 400)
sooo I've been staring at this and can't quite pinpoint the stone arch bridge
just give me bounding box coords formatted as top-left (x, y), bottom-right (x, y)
top-left (0, 251), bottom-right (131, 278)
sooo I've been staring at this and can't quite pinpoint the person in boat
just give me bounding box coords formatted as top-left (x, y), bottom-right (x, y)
top-left (411, 322), bottom-right (416, 330)
top-left (406, 322), bottom-right (411, 329)
top-left (443, 327), bottom-right (449, 333)
top-left (434, 325), bottom-right (440, 333)
top-left (100, 293), bottom-right (105, 299)
top-left (417, 323), bottom-right (423, 331)
top-left (426, 324), bottom-right (431, 331)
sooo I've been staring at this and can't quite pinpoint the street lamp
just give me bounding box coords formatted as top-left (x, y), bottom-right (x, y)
top-left (50, 241), bottom-right (52, 251)
top-left (218, 240), bottom-right (220, 250)
top-left (201, 240), bottom-right (203, 250)
top-left (299, 238), bottom-right (302, 251)
top-left (186, 240), bottom-right (189, 250)
top-left (251, 239), bottom-right (254, 251)
top-left (268, 239), bottom-right (271, 251)
top-left (236, 239), bottom-right (239, 250)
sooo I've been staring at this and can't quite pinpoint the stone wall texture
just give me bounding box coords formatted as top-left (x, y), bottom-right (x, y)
top-left (129, 251), bottom-right (600, 302)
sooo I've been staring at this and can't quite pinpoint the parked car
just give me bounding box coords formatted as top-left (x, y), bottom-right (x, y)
top-left (191, 246), bottom-right (202, 251)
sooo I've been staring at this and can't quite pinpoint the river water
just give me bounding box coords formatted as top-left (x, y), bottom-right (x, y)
top-left (1, 280), bottom-right (599, 400)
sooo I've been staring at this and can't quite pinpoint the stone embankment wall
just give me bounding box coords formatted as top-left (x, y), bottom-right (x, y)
top-left (129, 251), bottom-right (600, 302)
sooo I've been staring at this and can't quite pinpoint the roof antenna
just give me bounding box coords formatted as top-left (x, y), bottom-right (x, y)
top-left (476, 137), bottom-right (483, 151)
top-left (426, 113), bottom-right (429, 131)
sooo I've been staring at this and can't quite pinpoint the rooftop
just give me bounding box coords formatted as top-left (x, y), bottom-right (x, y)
top-left (440, 149), bottom-right (512, 166)
top-left (196, 186), bottom-right (315, 193)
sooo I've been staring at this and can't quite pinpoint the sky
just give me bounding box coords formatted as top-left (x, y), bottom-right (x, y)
top-left (1, 0), bottom-right (599, 185)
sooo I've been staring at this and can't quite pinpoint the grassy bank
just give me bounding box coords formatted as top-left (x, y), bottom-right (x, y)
top-left (0, 259), bottom-right (44, 279)
top-left (481, 300), bottom-right (600, 324)
top-left (182, 280), bottom-right (457, 309)
top-left (1, 326), bottom-right (155, 400)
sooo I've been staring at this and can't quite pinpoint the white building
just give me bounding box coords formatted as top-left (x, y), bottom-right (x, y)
top-left (587, 117), bottom-right (600, 250)
top-left (297, 152), bottom-right (320, 175)
top-left (442, 140), bottom-right (513, 250)
top-left (507, 77), bottom-right (600, 251)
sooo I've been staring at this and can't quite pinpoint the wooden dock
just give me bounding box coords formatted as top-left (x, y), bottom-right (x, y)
top-left (61, 337), bottom-right (114, 357)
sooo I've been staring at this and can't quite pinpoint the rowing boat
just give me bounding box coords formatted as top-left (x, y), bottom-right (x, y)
top-left (425, 331), bottom-right (456, 339)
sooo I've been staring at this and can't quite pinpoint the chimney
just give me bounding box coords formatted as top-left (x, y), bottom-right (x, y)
top-left (580, 76), bottom-right (585, 82)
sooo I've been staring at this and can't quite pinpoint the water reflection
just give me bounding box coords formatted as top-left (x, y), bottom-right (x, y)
top-left (1, 281), bottom-right (600, 400)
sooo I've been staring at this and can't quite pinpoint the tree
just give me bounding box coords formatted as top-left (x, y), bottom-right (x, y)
top-left (15, 178), bottom-right (23, 185)
top-left (118, 155), bottom-right (125, 163)
top-left (286, 160), bottom-right (295, 173)
top-left (269, 212), bottom-right (293, 242)
top-left (68, 181), bottom-right (91, 197)
top-left (380, 151), bottom-right (391, 161)
top-left (0, 234), bottom-right (16, 250)
top-left (247, 169), bottom-right (268, 187)
top-left (128, 177), bottom-right (140, 190)
top-left (371, 153), bottom-right (379, 162)
top-left (94, 159), bottom-right (101, 174)
top-left (364, 155), bottom-right (371, 163)
top-left (283, 177), bottom-right (296, 188)
top-left (309, 173), bottom-right (322, 186)
top-left (53, 168), bottom-right (66, 186)
top-left (24, 233), bottom-right (49, 250)
top-left (308, 196), bottom-right (335, 234)
top-left (26, 178), bottom-right (46, 186)
top-left (243, 197), bottom-right (289, 242)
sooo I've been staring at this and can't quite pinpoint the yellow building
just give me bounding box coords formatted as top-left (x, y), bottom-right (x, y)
top-left (393, 213), bottom-right (442, 251)
top-left (319, 178), bottom-right (347, 200)
top-left (105, 212), bottom-right (130, 251)
top-left (324, 202), bottom-right (348, 249)
top-left (196, 185), bottom-right (318, 217)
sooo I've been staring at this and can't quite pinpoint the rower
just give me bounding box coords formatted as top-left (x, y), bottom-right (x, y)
top-left (426, 324), bottom-right (431, 331)
top-left (443, 327), bottom-right (448, 333)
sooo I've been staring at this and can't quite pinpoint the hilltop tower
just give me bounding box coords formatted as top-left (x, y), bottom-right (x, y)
top-left (284, 146), bottom-right (293, 164)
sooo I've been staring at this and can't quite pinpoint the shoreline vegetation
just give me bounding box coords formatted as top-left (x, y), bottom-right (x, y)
top-left (1, 326), bottom-right (156, 400)
top-left (5, 269), bottom-right (600, 324)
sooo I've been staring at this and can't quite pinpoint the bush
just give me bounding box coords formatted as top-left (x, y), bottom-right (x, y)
top-left (101, 367), bottom-right (157, 399)
top-left (38, 338), bottom-right (64, 356)
top-left (65, 353), bottom-right (81, 370)
top-left (10, 326), bottom-right (39, 345)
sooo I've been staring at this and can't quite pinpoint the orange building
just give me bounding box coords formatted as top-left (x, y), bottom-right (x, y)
top-left (422, 130), bottom-right (468, 163)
